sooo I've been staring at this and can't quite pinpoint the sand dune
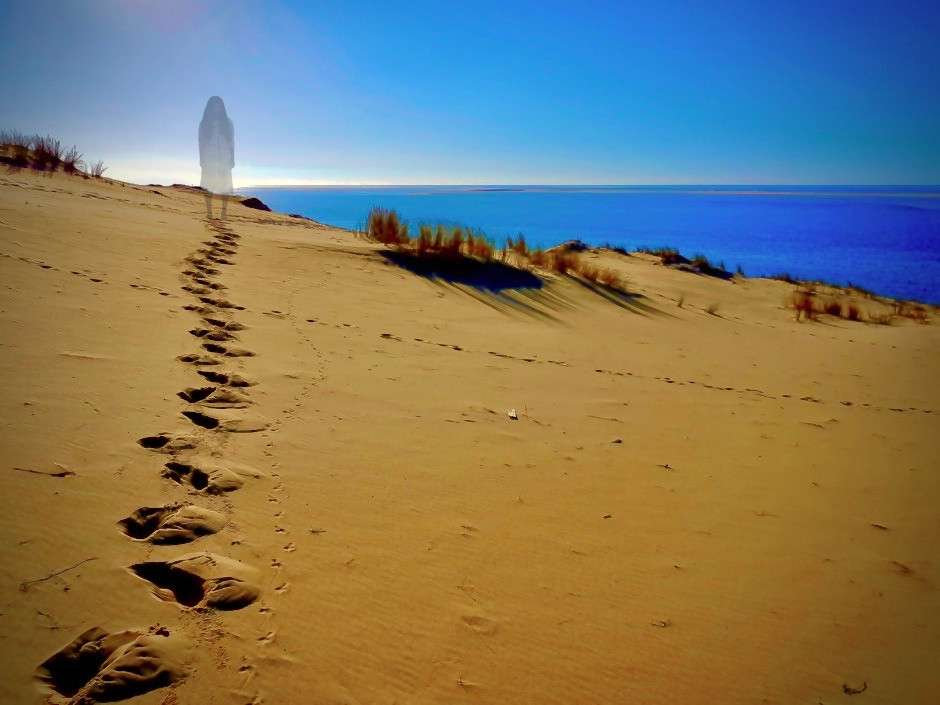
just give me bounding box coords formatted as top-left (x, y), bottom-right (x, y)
top-left (1, 170), bottom-right (938, 704)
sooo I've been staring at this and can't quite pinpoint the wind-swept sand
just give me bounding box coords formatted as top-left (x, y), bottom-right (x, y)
top-left (1, 170), bottom-right (938, 704)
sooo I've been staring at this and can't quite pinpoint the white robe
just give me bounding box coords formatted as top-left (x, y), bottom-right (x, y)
top-left (199, 120), bottom-right (234, 194)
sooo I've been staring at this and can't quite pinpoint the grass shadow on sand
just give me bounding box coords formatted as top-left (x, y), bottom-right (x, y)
top-left (381, 250), bottom-right (543, 292)
top-left (380, 250), bottom-right (669, 321)
top-left (567, 276), bottom-right (672, 318)
top-left (380, 250), bottom-right (568, 321)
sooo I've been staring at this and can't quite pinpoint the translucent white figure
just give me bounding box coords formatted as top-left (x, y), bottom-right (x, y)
top-left (199, 96), bottom-right (234, 218)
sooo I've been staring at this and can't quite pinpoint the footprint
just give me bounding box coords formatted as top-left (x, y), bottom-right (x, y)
top-left (179, 386), bottom-right (251, 408)
top-left (178, 386), bottom-right (216, 403)
top-left (202, 388), bottom-right (251, 408)
top-left (199, 296), bottom-right (244, 310)
top-left (201, 342), bottom-right (254, 357)
top-left (182, 411), bottom-right (220, 429)
top-left (196, 370), bottom-right (256, 387)
top-left (35, 626), bottom-right (186, 701)
top-left (202, 317), bottom-right (247, 331)
top-left (137, 433), bottom-right (199, 453)
top-left (461, 613), bottom-right (500, 636)
top-left (130, 553), bottom-right (260, 610)
top-left (119, 504), bottom-right (225, 544)
top-left (177, 353), bottom-right (222, 366)
top-left (163, 458), bottom-right (263, 493)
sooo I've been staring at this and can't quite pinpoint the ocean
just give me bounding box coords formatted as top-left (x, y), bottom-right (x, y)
top-left (239, 186), bottom-right (940, 303)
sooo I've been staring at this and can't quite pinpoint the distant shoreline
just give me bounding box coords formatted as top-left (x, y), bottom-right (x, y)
top-left (240, 184), bottom-right (940, 199)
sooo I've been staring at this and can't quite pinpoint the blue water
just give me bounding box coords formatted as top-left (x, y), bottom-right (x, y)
top-left (241, 185), bottom-right (940, 303)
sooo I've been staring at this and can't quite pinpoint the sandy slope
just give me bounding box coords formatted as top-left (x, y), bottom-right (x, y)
top-left (0, 170), bottom-right (938, 705)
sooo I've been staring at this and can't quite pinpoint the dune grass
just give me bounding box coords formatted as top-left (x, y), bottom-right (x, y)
top-left (787, 288), bottom-right (929, 325)
top-left (1, 131), bottom-right (105, 177)
top-left (366, 207), bottom-right (630, 293)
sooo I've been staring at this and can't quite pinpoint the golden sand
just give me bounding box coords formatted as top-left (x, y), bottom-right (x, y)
top-left (1, 170), bottom-right (937, 704)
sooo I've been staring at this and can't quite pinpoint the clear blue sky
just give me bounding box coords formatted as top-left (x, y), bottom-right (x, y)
top-left (2, 0), bottom-right (938, 185)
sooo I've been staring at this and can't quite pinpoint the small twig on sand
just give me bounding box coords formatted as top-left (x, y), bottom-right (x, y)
top-left (457, 577), bottom-right (477, 603)
top-left (13, 465), bottom-right (76, 478)
top-left (36, 610), bottom-right (63, 630)
top-left (20, 557), bottom-right (97, 592)
top-left (843, 682), bottom-right (868, 695)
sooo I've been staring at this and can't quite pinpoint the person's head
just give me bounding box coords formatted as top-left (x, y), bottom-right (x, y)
top-left (203, 96), bottom-right (228, 122)
top-left (200, 96), bottom-right (233, 141)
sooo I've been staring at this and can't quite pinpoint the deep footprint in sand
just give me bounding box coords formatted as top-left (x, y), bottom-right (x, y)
top-left (180, 408), bottom-right (268, 432)
top-left (177, 352), bottom-right (222, 366)
top-left (201, 342), bottom-right (255, 357)
top-left (189, 327), bottom-right (237, 341)
top-left (178, 386), bottom-right (216, 403)
top-left (198, 296), bottom-right (244, 310)
top-left (203, 317), bottom-right (246, 331)
top-left (119, 504), bottom-right (225, 544)
top-left (130, 552), bottom-right (260, 610)
top-left (35, 626), bottom-right (186, 701)
top-left (182, 410), bottom-right (220, 429)
top-left (178, 386), bottom-right (251, 407)
top-left (197, 369), bottom-right (256, 387)
top-left (137, 433), bottom-right (199, 453)
top-left (163, 458), bottom-right (264, 493)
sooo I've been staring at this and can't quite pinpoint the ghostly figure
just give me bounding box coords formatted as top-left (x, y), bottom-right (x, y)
top-left (199, 96), bottom-right (234, 218)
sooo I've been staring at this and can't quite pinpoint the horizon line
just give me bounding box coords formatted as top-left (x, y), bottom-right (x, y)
top-left (235, 183), bottom-right (940, 189)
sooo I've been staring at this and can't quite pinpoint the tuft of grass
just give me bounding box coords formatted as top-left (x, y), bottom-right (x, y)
top-left (367, 207), bottom-right (406, 246)
top-left (705, 302), bottom-right (720, 316)
top-left (823, 300), bottom-right (843, 317)
top-left (0, 130), bottom-right (32, 168)
top-left (32, 135), bottom-right (62, 172)
top-left (846, 303), bottom-right (860, 321)
top-left (771, 272), bottom-right (798, 284)
top-left (638, 247), bottom-right (684, 265)
top-left (894, 302), bottom-right (929, 324)
top-left (677, 293), bottom-right (685, 308)
top-left (511, 234), bottom-right (530, 259)
top-left (88, 159), bottom-right (107, 178)
top-left (551, 252), bottom-right (577, 274)
top-left (577, 261), bottom-right (600, 282)
top-left (603, 243), bottom-right (630, 256)
top-left (792, 291), bottom-right (818, 321)
top-left (417, 224), bottom-right (433, 255)
top-left (529, 247), bottom-right (548, 268)
top-left (597, 268), bottom-right (620, 288)
top-left (867, 311), bottom-right (895, 325)
top-left (61, 146), bottom-right (83, 174)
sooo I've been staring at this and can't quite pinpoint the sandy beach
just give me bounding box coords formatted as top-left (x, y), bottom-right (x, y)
top-left (1, 168), bottom-right (938, 704)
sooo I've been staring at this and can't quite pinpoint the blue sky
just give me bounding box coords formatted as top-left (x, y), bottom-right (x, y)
top-left (1, 0), bottom-right (938, 185)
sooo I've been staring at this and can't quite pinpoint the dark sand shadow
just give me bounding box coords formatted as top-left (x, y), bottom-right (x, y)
top-left (381, 250), bottom-right (544, 292)
top-left (379, 249), bottom-right (670, 321)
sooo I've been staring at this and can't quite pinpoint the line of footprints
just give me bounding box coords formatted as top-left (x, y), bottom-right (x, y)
top-left (36, 221), bottom-right (272, 703)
